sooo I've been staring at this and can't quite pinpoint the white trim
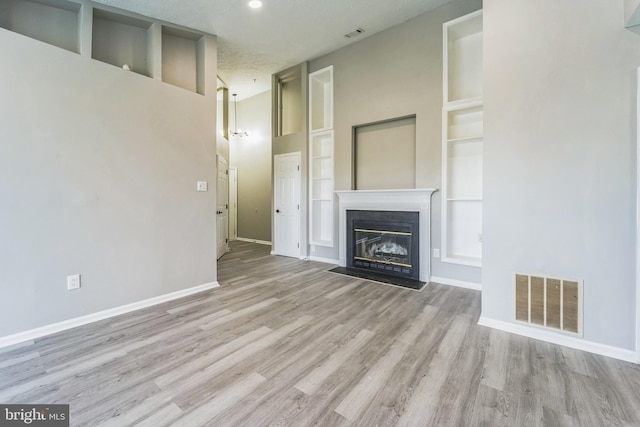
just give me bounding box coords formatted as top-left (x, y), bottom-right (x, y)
top-left (430, 276), bottom-right (481, 291)
top-left (478, 316), bottom-right (637, 363)
top-left (229, 167), bottom-right (238, 241)
top-left (237, 237), bottom-right (272, 246)
top-left (308, 255), bottom-right (341, 266)
top-left (0, 282), bottom-right (219, 350)
top-left (637, 67), bottom-right (640, 363)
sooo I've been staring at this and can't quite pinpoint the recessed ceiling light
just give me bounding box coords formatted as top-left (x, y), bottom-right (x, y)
top-left (248, 0), bottom-right (262, 8)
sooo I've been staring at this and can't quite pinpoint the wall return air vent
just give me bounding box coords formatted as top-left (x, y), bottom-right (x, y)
top-left (514, 274), bottom-right (582, 335)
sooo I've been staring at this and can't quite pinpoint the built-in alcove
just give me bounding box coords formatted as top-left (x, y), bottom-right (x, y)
top-left (446, 11), bottom-right (483, 103)
top-left (162, 26), bottom-right (203, 94)
top-left (274, 70), bottom-right (303, 136)
top-left (92, 9), bottom-right (153, 77)
top-left (353, 115), bottom-right (416, 190)
top-left (217, 87), bottom-right (229, 139)
top-left (0, 0), bottom-right (80, 53)
top-left (442, 10), bottom-right (483, 267)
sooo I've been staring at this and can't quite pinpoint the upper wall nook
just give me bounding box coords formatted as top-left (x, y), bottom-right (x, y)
top-left (0, 0), bottom-right (211, 95)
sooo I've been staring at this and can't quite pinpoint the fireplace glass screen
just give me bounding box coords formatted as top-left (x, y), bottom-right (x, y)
top-left (354, 228), bottom-right (412, 270)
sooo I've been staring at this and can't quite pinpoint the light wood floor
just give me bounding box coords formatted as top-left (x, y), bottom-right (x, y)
top-left (1, 241), bottom-right (640, 426)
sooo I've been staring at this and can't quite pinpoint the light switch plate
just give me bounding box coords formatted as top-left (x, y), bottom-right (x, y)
top-left (67, 274), bottom-right (81, 290)
top-left (197, 181), bottom-right (208, 192)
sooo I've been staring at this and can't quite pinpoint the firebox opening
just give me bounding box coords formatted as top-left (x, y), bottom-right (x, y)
top-left (346, 210), bottom-right (421, 283)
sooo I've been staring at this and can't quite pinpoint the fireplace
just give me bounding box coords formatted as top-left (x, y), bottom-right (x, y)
top-left (335, 189), bottom-right (437, 288)
top-left (347, 210), bottom-right (420, 280)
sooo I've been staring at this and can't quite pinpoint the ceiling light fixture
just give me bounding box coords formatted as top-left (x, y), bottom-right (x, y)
top-left (248, 0), bottom-right (262, 9)
top-left (231, 94), bottom-right (248, 138)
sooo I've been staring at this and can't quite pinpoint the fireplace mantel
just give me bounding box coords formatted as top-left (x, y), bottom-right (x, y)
top-left (336, 189), bottom-right (438, 283)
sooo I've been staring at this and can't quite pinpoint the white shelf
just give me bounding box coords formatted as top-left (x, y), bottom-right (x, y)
top-left (309, 66), bottom-right (333, 133)
top-left (445, 97), bottom-right (483, 111)
top-left (447, 136), bottom-right (483, 144)
top-left (309, 126), bottom-right (334, 247)
top-left (442, 10), bottom-right (483, 266)
top-left (442, 254), bottom-right (482, 267)
top-left (444, 10), bottom-right (483, 104)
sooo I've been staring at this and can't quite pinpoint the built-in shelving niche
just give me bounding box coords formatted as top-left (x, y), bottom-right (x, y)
top-left (0, 0), bottom-right (209, 96)
top-left (162, 26), bottom-right (204, 95)
top-left (308, 65), bottom-right (334, 247)
top-left (92, 9), bottom-right (153, 77)
top-left (442, 9), bottom-right (483, 267)
top-left (0, 0), bottom-right (80, 53)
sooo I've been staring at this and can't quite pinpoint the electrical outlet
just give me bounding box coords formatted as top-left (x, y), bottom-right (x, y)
top-left (67, 274), bottom-right (81, 290)
top-left (197, 181), bottom-right (208, 192)
top-left (433, 248), bottom-right (440, 258)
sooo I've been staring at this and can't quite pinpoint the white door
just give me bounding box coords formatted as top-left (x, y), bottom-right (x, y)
top-left (229, 167), bottom-right (238, 241)
top-left (216, 155), bottom-right (229, 260)
top-left (273, 152), bottom-right (301, 258)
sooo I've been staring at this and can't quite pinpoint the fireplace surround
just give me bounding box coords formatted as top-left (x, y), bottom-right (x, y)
top-left (336, 189), bottom-right (437, 284)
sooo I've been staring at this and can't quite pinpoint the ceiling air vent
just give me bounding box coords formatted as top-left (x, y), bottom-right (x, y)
top-left (344, 28), bottom-right (365, 38)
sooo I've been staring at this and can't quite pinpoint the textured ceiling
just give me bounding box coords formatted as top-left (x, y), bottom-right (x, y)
top-left (92, 0), bottom-right (454, 99)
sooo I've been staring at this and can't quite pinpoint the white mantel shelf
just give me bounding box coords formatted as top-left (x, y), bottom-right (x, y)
top-left (336, 189), bottom-right (438, 283)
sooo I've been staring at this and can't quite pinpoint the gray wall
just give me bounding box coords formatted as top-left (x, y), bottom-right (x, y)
top-left (483, 0), bottom-right (640, 350)
top-left (0, 28), bottom-right (217, 337)
top-left (229, 90), bottom-right (272, 242)
top-left (308, 0), bottom-right (483, 284)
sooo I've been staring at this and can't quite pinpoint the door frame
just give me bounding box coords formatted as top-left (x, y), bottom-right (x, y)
top-left (229, 167), bottom-right (238, 241)
top-left (273, 152), bottom-right (301, 258)
top-left (216, 155), bottom-right (229, 260)
top-left (636, 68), bottom-right (640, 363)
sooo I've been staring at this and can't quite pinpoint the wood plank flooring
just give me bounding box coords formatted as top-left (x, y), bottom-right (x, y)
top-left (1, 241), bottom-right (640, 426)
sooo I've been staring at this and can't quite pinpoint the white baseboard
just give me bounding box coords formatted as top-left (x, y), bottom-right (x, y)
top-left (430, 276), bottom-right (482, 291)
top-left (308, 256), bottom-right (341, 266)
top-left (0, 282), bottom-right (219, 350)
top-left (478, 316), bottom-right (637, 363)
top-left (237, 237), bottom-right (272, 246)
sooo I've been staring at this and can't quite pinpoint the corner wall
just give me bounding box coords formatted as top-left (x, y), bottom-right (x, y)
top-left (483, 0), bottom-right (640, 351)
top-left (0, 28), bottom-right (217, 337)
top-left (229, 90), bottom-right (273, 242)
